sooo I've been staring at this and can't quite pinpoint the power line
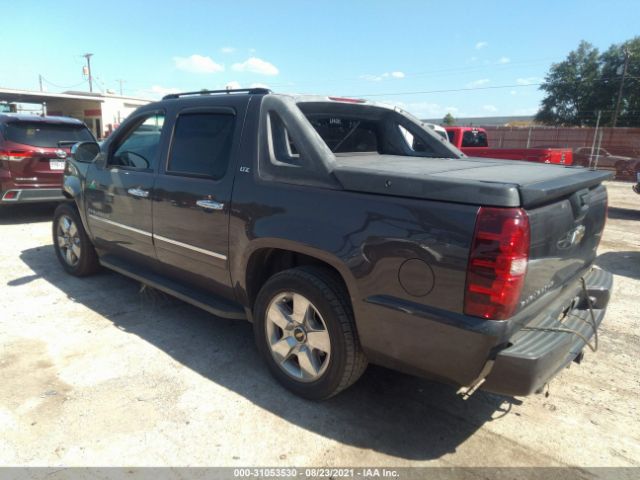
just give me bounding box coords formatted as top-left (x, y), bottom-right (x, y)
top-left (266, 57), bottom-right (561, 88)
top-left (352, 82), bottom-right (542, 97)
top-left (40, 76), bottom-right (88, 89)
top-left (346, 74), bottom-right (640, 98)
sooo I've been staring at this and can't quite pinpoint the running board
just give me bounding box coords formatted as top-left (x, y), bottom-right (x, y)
top-left (99, 256), bottom-right (246, 320)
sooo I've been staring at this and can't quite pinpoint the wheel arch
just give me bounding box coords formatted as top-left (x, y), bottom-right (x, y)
top-left (239, 239), bottom-right (358, 318)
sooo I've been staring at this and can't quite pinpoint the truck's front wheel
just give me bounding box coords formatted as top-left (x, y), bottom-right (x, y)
top-left (53, 203), bottom-right (100, 277)
top-left (253, 266), bottom-right (367, 400)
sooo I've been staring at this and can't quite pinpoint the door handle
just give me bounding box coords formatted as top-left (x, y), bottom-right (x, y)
top-left (128, 187), bottom-right (149, 198)
top-left (196, 199), bottom-right (224, 210)
top-left (127, 187), bottom-right (149, 198)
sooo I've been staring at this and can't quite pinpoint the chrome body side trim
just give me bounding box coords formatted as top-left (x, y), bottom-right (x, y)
top-left (154, 234), bottom-right (227, 260)
top-left (87, 215), bottom-right (227, 260)
top-left (88, 214), bottom-right (152, 237)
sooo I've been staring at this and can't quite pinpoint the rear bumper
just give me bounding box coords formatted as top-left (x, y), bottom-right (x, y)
top-left (482, 268), bottom-right (613, 396)
top-left (1, 187), bottom-right (65, 203)
top-left (359, 268), bottom-right (612, 396)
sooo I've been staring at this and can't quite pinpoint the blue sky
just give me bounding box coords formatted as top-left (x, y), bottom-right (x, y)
top-left (1, 0), bottom-right (638, 118)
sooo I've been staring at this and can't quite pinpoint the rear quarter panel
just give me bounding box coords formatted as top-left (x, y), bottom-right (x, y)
top-left (229, 174), bottom-right (504, 384)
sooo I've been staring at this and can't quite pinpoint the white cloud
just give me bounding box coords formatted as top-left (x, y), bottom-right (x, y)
top-left (133, 85), bottom-right (181, 100)
top-left (173, 54), bottom-right (224, 74)
top-left (220, 47), bottom-right (236, 54)
top-left (232, 57), bottom-right (279, 76)
top-left (475, 41), bottom-right (488, 50)
top-left (466, 78), bottom-right (490, 88)
top-left (150, 85), bottom-right (180, 96)
top-left (516, 77), bottom-right (542, 85)
top-left (391, 101), bottom-right (464, 119)
top-left (483, 104), bottom-right (498, 113)
top-left (510, 90), bottom-right (518, 96)
top-left (498, 56), bottom-right (511, 64)
top-left (250, 82), bottom-right (270, 89)
top-left (225, 81), bottom-right (242, 90)
top-left (361, 71), bottom-right (405, 81)
top-left (361, 74), bottom-right (384, 82)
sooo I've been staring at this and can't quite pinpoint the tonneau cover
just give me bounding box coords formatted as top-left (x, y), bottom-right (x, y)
top-left (332, 154), bottom-right (613, 208)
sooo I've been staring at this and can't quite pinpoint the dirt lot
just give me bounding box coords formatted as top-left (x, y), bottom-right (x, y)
top-left (0, 181), bottom-right (638, 468)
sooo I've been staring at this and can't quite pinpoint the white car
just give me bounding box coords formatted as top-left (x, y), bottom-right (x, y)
top-left (424, 123), bottom-right (449, 142)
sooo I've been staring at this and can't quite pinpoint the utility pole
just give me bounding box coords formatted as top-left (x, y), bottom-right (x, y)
top-left (589, 110), bottom-right (602, 169)
top-left (116, 79), bottom-right (125, 96)
top-left (83, 53), bottom-right (94, 93)
top-left (611, 47), bottom-right (630, 128)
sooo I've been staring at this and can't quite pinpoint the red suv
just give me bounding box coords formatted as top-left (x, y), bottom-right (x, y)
top-left (0, 114), bottom-right (95, 203)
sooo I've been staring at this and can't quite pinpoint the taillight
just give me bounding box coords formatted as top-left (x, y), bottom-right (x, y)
top-left (464, 207), bottom-right (530, 320)
top-left (0, 150), bottom-right (32, 162)
top-left (2, 190), bottom-right (18, 200)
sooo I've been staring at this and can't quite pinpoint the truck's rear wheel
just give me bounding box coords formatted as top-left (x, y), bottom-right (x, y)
top-left (253, 266), bottom-right (367, 400)
top-left (53, 203), bottom-right (100, 276)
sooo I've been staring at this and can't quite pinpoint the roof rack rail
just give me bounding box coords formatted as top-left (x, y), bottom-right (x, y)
top-left (162, 88), bottom-right (271, 100)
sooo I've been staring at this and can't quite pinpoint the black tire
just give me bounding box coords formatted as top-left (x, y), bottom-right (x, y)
top-left (253, 266), bottom-right (367, 400)
top-left (614, 160), bottom-right (629, 180)
top-left (52, 202), bottom-right (100, 276)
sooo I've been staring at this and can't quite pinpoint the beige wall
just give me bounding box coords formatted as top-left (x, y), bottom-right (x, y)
top-left (44, 97), bottom-right (148, 138)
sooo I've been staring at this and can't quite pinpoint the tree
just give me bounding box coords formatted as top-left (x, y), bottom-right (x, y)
top-left (442, 112), bottom-right (456, 126)
top-left (598, 37), bottom-right (640, 127)
top-left (536, 37), bottom-right (640, 127)
top-left (535, 41), bottom-right (602, 126)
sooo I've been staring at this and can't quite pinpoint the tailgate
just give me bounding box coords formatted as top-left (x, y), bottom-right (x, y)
top-left (5, 148), bottom-right (68, 186)
top-left (520, 182), bottom-right (608, 310)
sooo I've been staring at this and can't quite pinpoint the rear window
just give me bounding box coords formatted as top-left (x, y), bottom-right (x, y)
top-left (307, 117), bottom-right (379, 153)
top-left (461, 130), bottom-right (488, 148)
top-left (3, 121), bottom-right (94, 148)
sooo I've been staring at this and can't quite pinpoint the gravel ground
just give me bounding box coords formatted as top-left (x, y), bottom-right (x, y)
top-left (0, 180), bottom-right (638, 468)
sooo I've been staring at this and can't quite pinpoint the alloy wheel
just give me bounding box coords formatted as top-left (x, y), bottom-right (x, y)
top-left (56, 215), bottom-right (81, 267)
top-left (265, 292), bottom-right (331, 382)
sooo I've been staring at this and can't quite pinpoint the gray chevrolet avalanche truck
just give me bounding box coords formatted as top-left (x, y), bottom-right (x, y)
top-left (54, 89), bottom-right (613, 400)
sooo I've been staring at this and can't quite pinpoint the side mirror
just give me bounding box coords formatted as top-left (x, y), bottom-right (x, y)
top-left (71, 141), bottom-right (100, 163)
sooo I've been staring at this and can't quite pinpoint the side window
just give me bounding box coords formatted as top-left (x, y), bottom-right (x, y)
top-left (269, 112), bottom-right (301, 165)
top-left (111, 113), bottom-right (164, 170)
top-left (398, 124), bottom-right (428, 152)
top-left (168, 113), bottom-right (235, 178)
top-left (447, 130), bottom-right (455, 143)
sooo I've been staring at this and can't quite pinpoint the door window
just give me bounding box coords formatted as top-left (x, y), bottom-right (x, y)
top-left (167, 113), bottom-right (235, 179)
top-left (110, 113), bottom-right (165, 170)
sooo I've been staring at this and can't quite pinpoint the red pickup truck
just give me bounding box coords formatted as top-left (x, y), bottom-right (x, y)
top-left (445, 127), bottom-right (573, 165)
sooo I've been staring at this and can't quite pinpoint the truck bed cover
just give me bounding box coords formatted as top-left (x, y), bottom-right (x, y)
top-left (332, 154), bottom-right (613, 208)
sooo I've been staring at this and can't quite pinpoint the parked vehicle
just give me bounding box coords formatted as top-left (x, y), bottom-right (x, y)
top-left (0, 114), bottom-right (95, 203)
top-left (55, 89), bottom-right (612, 400)
top-left (574, 146), bottom-right (640, 179)
top-left (634, 172), bottom-right (640, 194)
top-left (424, 123), bottom-right (449, 141)
top-left (446, 126), bottom-right (573, 165)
